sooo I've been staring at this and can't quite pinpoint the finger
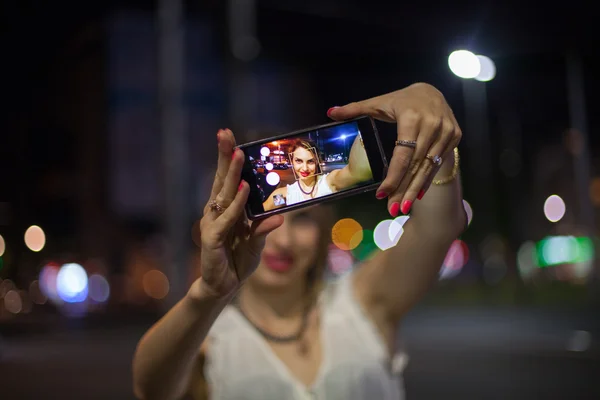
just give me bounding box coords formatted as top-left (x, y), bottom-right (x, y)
top-left (375, 110), bottom-right (423, 197)
top-left (212, 180), bottom-right (250, 236)
top-left (250, 214), bottom-right (284, 237)
top-left (208, 129), bottom-right (237, 202)
top-left (246, 214), bottom-right (284, 257)
top-left (327, 95), bottom-right (394, 122)
top-left (389, 136), bottom-right (452, 216)
top-left (213, 147), bottom-right (245, 209)
top-left (418, 135), bottom-right (461, 199)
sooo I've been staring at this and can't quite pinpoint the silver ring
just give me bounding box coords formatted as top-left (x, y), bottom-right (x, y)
top-left (395, 140), bottom-right (417, 148)
top-left (209, 199), bottom-right (226, 213)
top-left (426, 154), bottom-right (443, 166)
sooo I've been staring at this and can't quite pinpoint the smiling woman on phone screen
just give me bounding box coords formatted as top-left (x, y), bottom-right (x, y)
top-left (132, 83), bottom-right (467, 400)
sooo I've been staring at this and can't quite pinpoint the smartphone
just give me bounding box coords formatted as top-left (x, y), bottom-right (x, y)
top-left (239, 116), bottom-right (388, 220)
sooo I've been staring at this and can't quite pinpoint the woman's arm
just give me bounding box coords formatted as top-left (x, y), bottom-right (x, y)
top-left (352, 149), bottom-right (465, 348)
top-left (327, 84), bottom-right (465, 351)
top-left (327, 134), bottom-right (373, 190)
top-left (132, 280), bottom-right (233, 400)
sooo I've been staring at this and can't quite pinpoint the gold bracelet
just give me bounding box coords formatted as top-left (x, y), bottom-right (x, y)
top-left (432, 147), bottom-right (460, 185)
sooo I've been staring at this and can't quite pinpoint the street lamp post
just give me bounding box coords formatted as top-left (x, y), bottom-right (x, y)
top-left (448, 50), bottom-right (496, 242)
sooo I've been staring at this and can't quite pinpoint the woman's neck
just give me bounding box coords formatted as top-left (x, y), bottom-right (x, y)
top-left (239, 280), bottom-right (308, 323)
top-left (299, 176), bottom-right (317, 191)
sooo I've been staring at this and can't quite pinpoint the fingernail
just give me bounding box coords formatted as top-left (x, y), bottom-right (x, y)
top-left (238, 181), bottom-right (245, 192)
top-left (376, 191), bottom-right (387, 199)
top-left (401, 200), bottom-right (413, 214)
top-left (417, 189), bottom-right (425, 200)
top-left (327, 106), bottom-right (339, 117)
top-left (231, 148), bottom-right (237, 160)
top-left (390, 202), bottom-right (400, 217)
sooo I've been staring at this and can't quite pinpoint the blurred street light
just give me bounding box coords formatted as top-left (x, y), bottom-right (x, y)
top-left (448, 50), bottom-right (480, 79)
top-left (448, 50), bottom-right (496, 82)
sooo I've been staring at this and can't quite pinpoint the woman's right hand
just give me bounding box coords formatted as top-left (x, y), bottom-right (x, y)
top-left (192, 129), bottom-right (284, 299)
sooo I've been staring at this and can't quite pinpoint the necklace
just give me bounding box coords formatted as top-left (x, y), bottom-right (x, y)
top-left (298, 176), bottom-right (317, 196)
top-left (236, 304), bottom-right (309, 343)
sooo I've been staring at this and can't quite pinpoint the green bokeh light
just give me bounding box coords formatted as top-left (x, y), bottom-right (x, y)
top-left (351, 229), bottom-right (378, 261)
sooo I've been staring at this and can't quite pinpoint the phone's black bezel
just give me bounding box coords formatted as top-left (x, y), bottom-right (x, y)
top-left (239, 116), bottom-right (388, 220)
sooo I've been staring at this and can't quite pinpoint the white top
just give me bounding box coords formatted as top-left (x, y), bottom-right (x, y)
top-left (286, 173), bottom-right (335, 206)
top-left (204, 272), bottom-right (408, 400)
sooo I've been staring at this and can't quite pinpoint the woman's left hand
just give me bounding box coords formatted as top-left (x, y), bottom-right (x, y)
top-left (327, 83), bottom-right (462, 216)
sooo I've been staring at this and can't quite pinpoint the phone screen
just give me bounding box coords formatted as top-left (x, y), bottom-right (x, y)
top-left (241, 117), bottom-right (385, 218)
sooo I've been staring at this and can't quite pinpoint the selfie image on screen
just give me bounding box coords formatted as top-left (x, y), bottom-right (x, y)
top-left (246, 121), bottom-right (375, 211)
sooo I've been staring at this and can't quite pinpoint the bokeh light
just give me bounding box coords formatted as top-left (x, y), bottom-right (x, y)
top-left (4, 290), bottom-right (22, 314)
top-left (331, 218), bottom-right (363, 251)
top-left (56, 263), bottom-right (89, 303)
top-left (328, 246), bottom-right (354, 276)
top-left (260, 146), bottom-right (270, 156)
top-left (462, 200), bottom-right (473, 226)
top-left (351, 229), bottom-right (378, 261)
top-left (517, 241), bottom-right (538, 280)
top-left (482, 254), bottom-right (507, 285)
top-left (142, 269), bottom-right (170, 299)
top-left (543, 195), bottom-right (565, 222)
top-left (439, 240), bottom-right (469, 280)
top-left (536, 236), bottom-right (594, 267)
top-left (24, 225), bottom-right (46, 252)
top-left (29, 280), bottom-right (47, 305)
top-left (265, 162), bottom-right (274, 171)
top-left (39, 263), bottom-right (61, 304)
top-left (0, 234), bottom-right (5, 256)
top-left (374, 219), bottom-right (395, 251)
top-left (265, 171), bottom-right (280, 186)
top-left (0, 279), bottom-right (16, 299)
top-left (448, 50), bottom-right (480, 79)
top-left (88, 274), bottom-right (111, 303)
top-left (474, 55), bottom-right (496, 82)
top-left (589, 177), bottom-right (600, 206)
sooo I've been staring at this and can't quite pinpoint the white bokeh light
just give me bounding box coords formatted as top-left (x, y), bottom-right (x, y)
top-left (265, 172), bottom-right (280, 186)
top-left (475, 55), bottom-right (496, 82)
top-left (448, 50), bottom-right (481, 79)
top-left (265, 162), bottom-right (274, 171)
top-left (389, 216), bottom-right (410, 244)
top-left (544, 195), bottom-right (566, 223)
top-left (462, 200), bottom-right (473, 226)
top-left (56, 263), bottom-right (88, 303)
top-left (260, 147), bottom-right (270, 157)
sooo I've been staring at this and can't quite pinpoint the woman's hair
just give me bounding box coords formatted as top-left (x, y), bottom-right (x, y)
top-left (302, 204), bottom-right (336, 307)
top-left (289, 139), bottom-right (323, 175)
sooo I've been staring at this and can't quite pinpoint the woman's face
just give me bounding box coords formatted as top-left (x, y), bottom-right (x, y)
top-left (292, 147), bottom-right (317, 179)
top-left (250, 209), bottom-right (321, 291)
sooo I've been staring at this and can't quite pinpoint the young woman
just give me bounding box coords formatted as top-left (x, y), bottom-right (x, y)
top-left (133, 83), bottom-right (466, 400)
top-left (262, 136), bottom-right (373, 211)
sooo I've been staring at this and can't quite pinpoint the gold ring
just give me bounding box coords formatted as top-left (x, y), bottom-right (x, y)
top-left (209, 200), bottom-right (226, 213)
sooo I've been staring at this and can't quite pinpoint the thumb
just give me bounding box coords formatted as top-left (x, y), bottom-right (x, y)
top-left (327, 95), bottom-right (395, 122)
top-left (246, 214), bottom-right (284, 254)
top-left (327, 102), bottom-right (368, 121)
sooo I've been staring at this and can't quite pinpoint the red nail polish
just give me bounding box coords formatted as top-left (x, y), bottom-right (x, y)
top-left (238, 181), bottom-right (244, 192)
top-left (376, 191), bottom-right (387, 199)
top-left (401, 200), bottom-right (413, 214)
top-left (390, 202), bottom-right (400, 217)
top-left (327, 107), bottom-right (338, 117)
top-left (417, 189), bottom-right (425, 200)
top-left (231, 149), bottom-right (237, 160)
